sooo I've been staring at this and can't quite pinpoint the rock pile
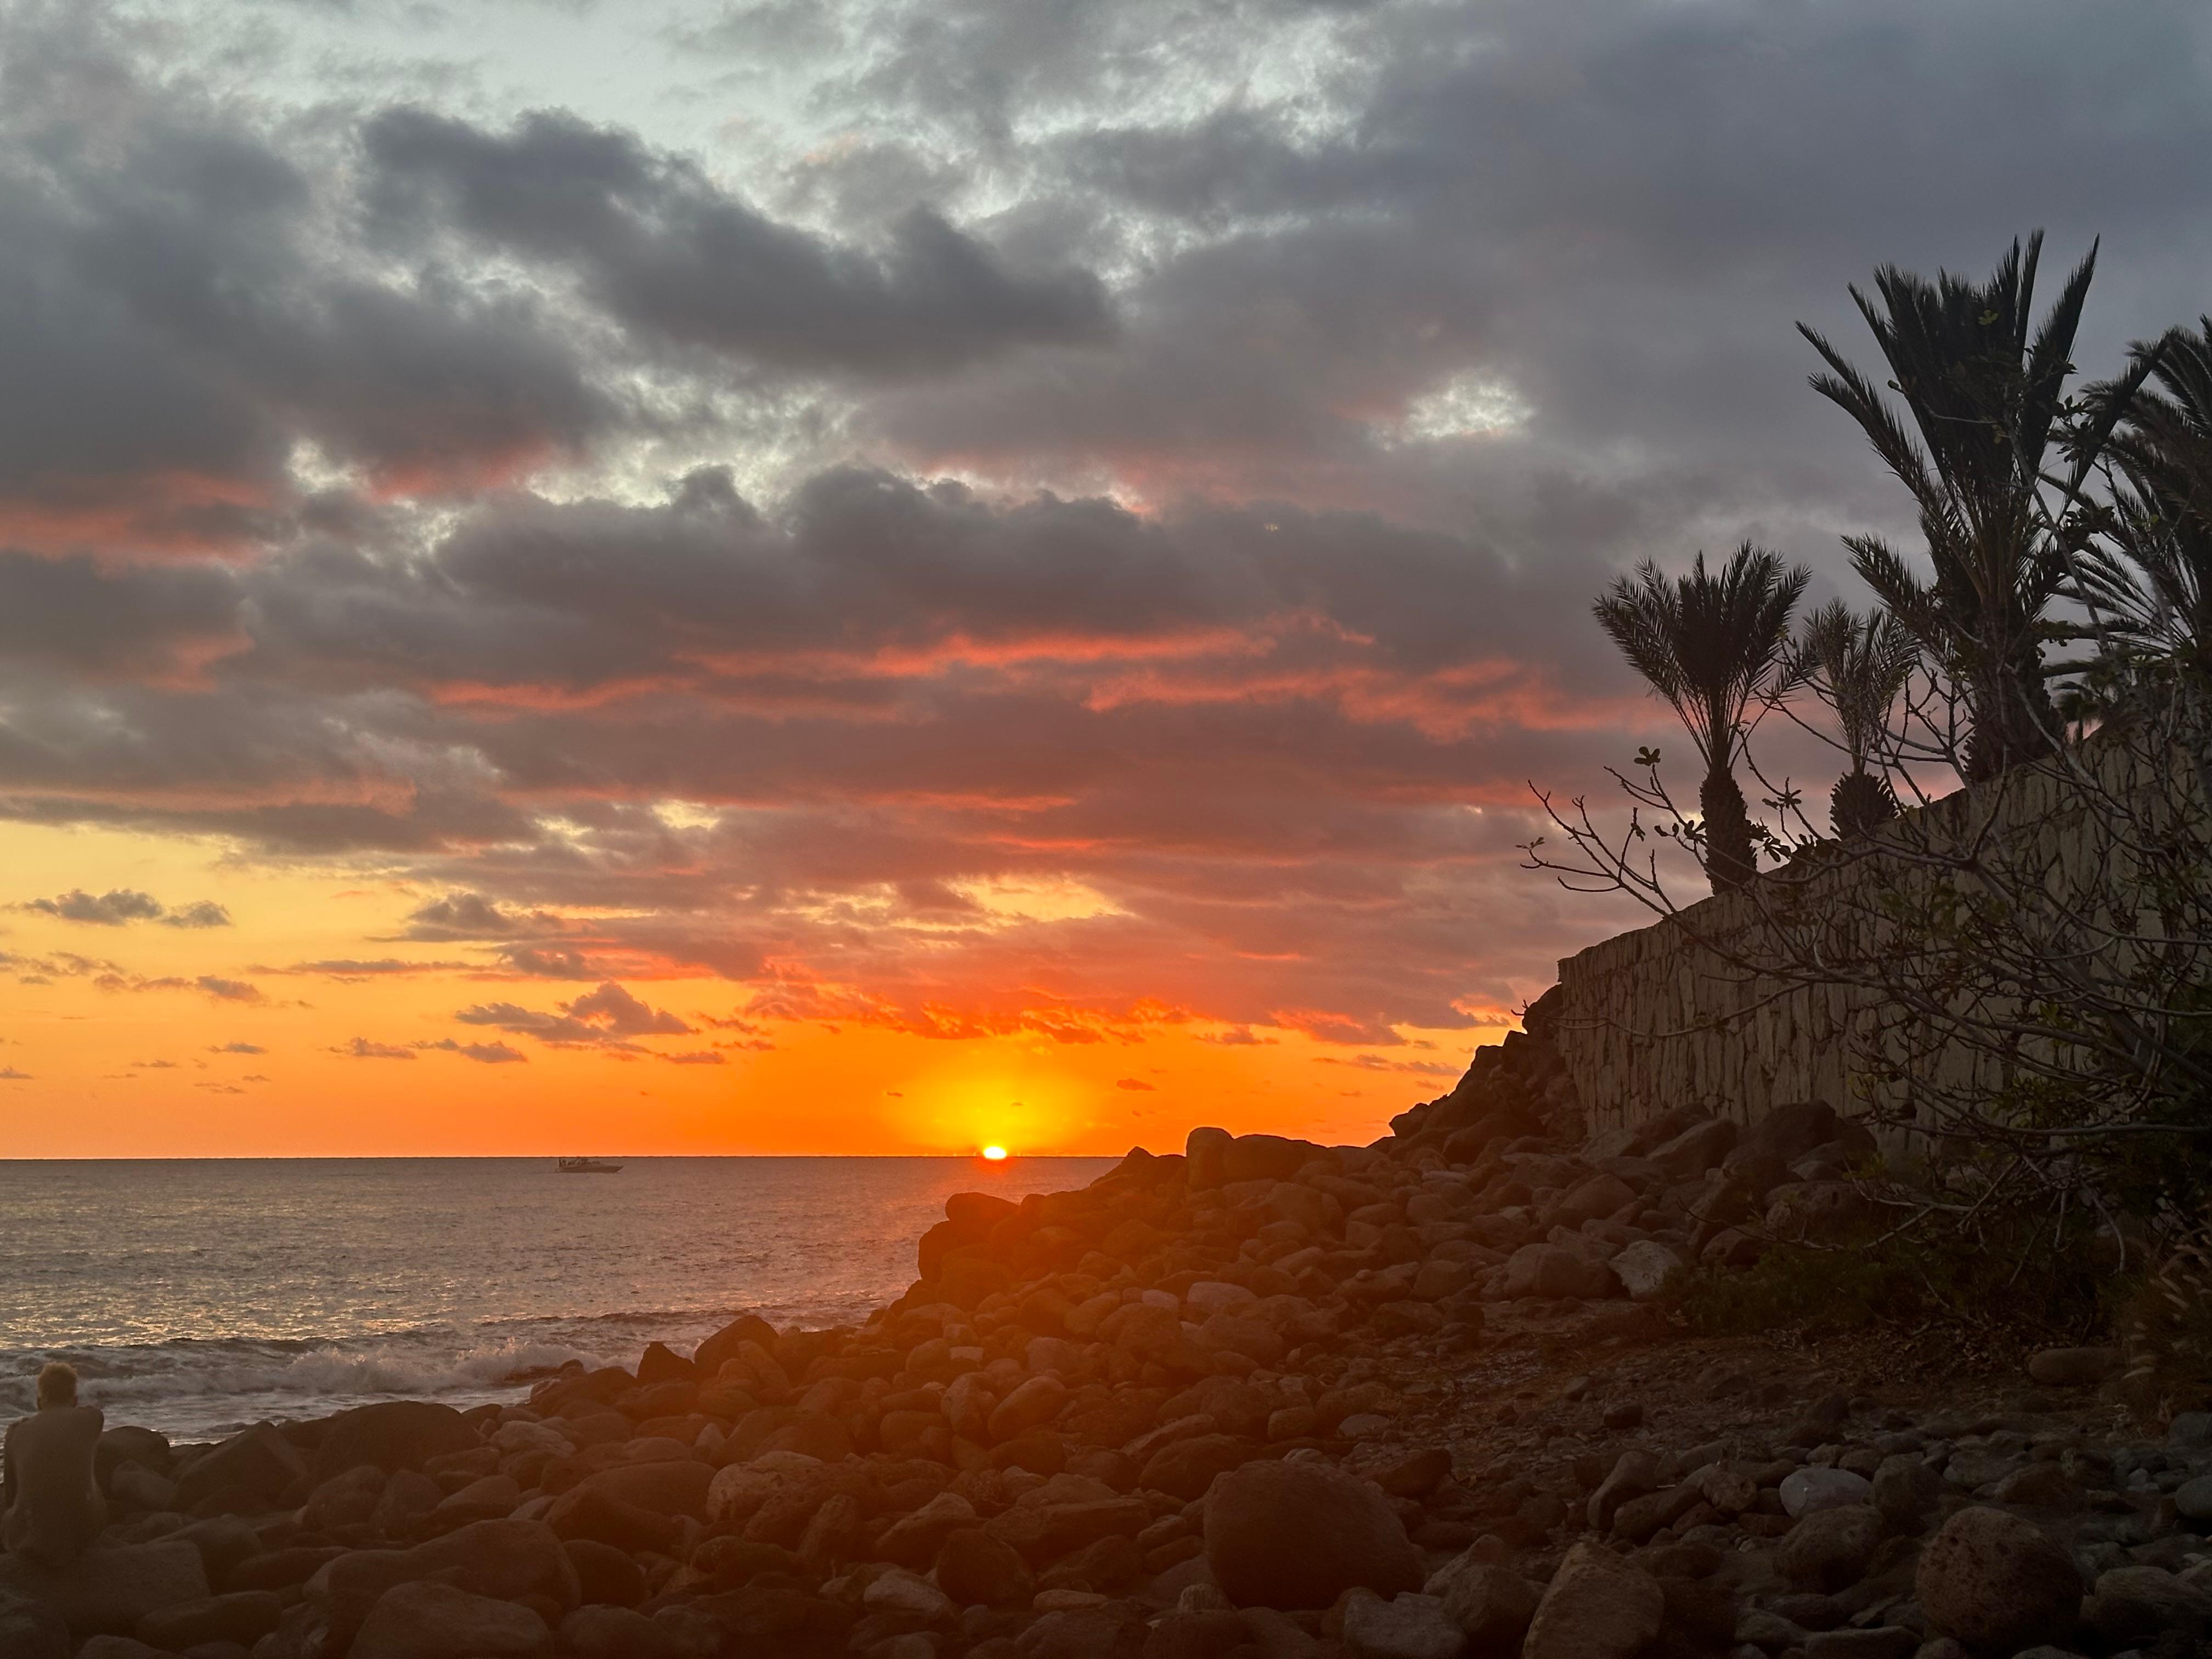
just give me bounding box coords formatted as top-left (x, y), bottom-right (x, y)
top-left (6, 1001), bottom-right (2211, 1658)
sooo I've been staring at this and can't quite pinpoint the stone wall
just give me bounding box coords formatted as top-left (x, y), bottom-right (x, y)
top-left (1549, 735), bottom-right (2203, 1136)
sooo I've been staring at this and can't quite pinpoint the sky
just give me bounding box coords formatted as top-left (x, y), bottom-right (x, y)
top-left (2, 0), bottom-right (2209, 1156)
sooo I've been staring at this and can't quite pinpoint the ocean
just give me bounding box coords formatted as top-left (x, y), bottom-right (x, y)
top-left (0, 1156), bottom-right (1113, 1442)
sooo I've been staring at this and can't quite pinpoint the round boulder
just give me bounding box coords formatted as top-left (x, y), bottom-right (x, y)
top-left (1203, 1459), bottom-right (1421, 1610)
top-left (310, 1402), bottom-right (477, 1483)
top-left (1779, 1504), bottom-right (1880, 1592)
top-left (1915, 1505), bottom-right (2082, 1654)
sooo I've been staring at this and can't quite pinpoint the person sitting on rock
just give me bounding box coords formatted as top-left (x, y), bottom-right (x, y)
top-left (2, 1362), bottom-right (108, 1569)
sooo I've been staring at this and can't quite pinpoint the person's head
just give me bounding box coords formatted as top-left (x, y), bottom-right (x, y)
top-left (35, 1362), bottom-right (77, 1409)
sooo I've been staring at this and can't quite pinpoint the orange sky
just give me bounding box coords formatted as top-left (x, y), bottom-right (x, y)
top-left (0, 821), bottom-right (1511, 1157)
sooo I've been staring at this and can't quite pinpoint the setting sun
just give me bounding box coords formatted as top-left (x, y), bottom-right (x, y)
top-left (981, 1146), bottom-right (1008, 1161)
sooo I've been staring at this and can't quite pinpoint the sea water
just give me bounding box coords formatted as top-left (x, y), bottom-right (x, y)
top-left (0, 1156), bottom-right (1111, 1440)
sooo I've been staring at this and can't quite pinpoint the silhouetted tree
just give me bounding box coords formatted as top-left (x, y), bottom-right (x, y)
top-left (1594, 543), bottom-right (1809, 894)
top-left (1799, 234), bottom-right (2097, 780)
top-left (1795, 599), bottom-right (1919, 837)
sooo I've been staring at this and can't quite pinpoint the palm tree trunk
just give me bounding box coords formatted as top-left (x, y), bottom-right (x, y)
top-left (1700, 766), bottom-right (1756, 894)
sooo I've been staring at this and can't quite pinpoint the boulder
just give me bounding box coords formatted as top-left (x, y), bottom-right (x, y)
top-left (861, 1567), bottom-right (956, 1624)
top-left (1779, 1468), bottom-right (1871, 1517)
top-left (545, 1485), bottom-right (679, 1554)
top-left (172, 1423), bottom-right (306, 1511)
top-left (134, 1589), bottom-right (283, 1649)
top-left (990, 1376), bottom-right (1071, 1441)
top-left (575, 1459), bottom-right (713, 1517)
top-left (1499, 1244), bottom-right (1615, 1301)
top-left (371, 1470), bottom-right (442, 1536)
top-left (1427, 1559), bottom-right (1537, 1650)
top-left (1647, 1118), bottom-right (1737, 1178)
top-left (561, 1604), bottom-right (678, 1659)
top-left (1341, 1591), bottom-right (1465, 1659)
top-left (1139, 1436), bottom-right (1260, 1503)
top-left (878, 1492), bottom-right (980, 1567)
top-left (303, 1464), bottom-right (388, 1532)
top-left (1915, 1506), bottom-right (2082, 1654)
top-left (311, 1402), bottom-right (477, 1483)
top-left (691, 1315), bottom-right (779, 1382)
top-left (1224, 1135), bottom-right (1313, 1184)
top-left (1871, 1455), bottom-right (1942, 1528)
top-left (1554, 1173), bottom-right (1635, 1226)
top-left (0, 1592), bottom-right (67, 1659)
top-left (1520, 1541), bottom-right (1663, 1659)
top-left (1018, 1606), bottom-right (1143, 1659)
top-left (1203, 1458), bottom-right (1421, 1610)
top-left (106, 1466), bottom-right (177, 1513)
top-left (563, 1539), bottom-right (646, 1609)
top-left (405, 1517), bottom-right (579, 1612)
top-left (635, 1341), bottom-right (697, 1385)
top-left (348, 1579), bottom-right (549, 1659)
top-left (936, 1528), bottom-right (1035, 1607)
top-left (1725, 1101), bottom-right (1842, 1172)
top-left (1780, 1505), bottom-right (1880, 1592)
top-left (0, 1542), bottom-right (210, 1637)
top-left (2081, 1565), bottom-right (2212, 1646)
top-left (1608, 1241), bottom-right (1684, 1301)
top-left (1186, 1127), bottom-right (1233, 1190)
top-left (94, 1427), bottom-right (172, 1486)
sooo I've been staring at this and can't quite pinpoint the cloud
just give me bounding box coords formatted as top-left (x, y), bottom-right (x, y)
top-left (335, 1037), bottom-right (415, 1059)
top-left (27, 889), bottom-right (165, 925)
top-left (264, 958), bottom-right (472, 979)
top-left (417, 1037), bottom-right (529, 1064)
top-left (401, 893), bottom-right (533, 939)
top-left (659, 1050), bottom-right (726, 1065)
top-left (21, 888), bottom-right (229, 928)
top-left (0, 1067), bottom-right (32, 1080)
top-left (1114, 1077), bottom-right (1155, 1090)
top-left (196, 976), bottom-right (266, 1004)
top-left (207, 1042), bottom-right (266, 1054)
top-left (453, 980), bottom-right (692, 1049)
top-left (362, 108), bottom-right (1112, 378)
top-left (163, 901), bottom-right (233, 929)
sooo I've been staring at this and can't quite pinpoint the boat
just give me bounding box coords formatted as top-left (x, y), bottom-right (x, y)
top-left (556, 1156), bottom-right (623, 1174)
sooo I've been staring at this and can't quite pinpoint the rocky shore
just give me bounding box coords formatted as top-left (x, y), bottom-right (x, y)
top-left (4, 999), bottom-right (2207, 1659)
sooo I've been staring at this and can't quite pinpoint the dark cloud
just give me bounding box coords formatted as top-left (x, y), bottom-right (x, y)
top-left (197, 976), bottom-right (266, 1004)
top-left (207, 1041), bottom-right (266, 1054)
top-left (20, 887), bottom-right (229, 927)
top-left (453, 980), bottom-right (693, 1049)
top-left (402, 892), bottom-right (535, 939)
top-left (418, 1037), bottom-right (529, 1064)
top-left (264, 958), bottom-right (473, 978)
top-left (165, 901), bottom-right (232, 929)
top-left (26, 888), bottom-right (165, 924)
top-left (336, 1037), bottom-right (415, 1059)
top-left (363, 108), bottom-right (1111, 378)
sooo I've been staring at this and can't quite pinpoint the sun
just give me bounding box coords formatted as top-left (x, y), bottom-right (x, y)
top-left (980, 1145), bottom-right (1008, 1161)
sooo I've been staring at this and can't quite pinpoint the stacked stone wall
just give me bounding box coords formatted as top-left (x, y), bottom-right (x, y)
top-left (1550, 736), bottom-right (2204, 1136)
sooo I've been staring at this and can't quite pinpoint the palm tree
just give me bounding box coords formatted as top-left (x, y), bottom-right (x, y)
top-left (1796, 599), bottom-right (1920, 838)
top-left (2074, 319), bottom-right (2212, 682)
top-left (1798, 233), bottom-right (2097, 781)
top-left (1595, 542), bottom-right (1810, 894)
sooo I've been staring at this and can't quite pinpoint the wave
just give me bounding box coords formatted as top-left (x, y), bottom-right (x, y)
top-left (0, 1329), bottom-right (616, 1427)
